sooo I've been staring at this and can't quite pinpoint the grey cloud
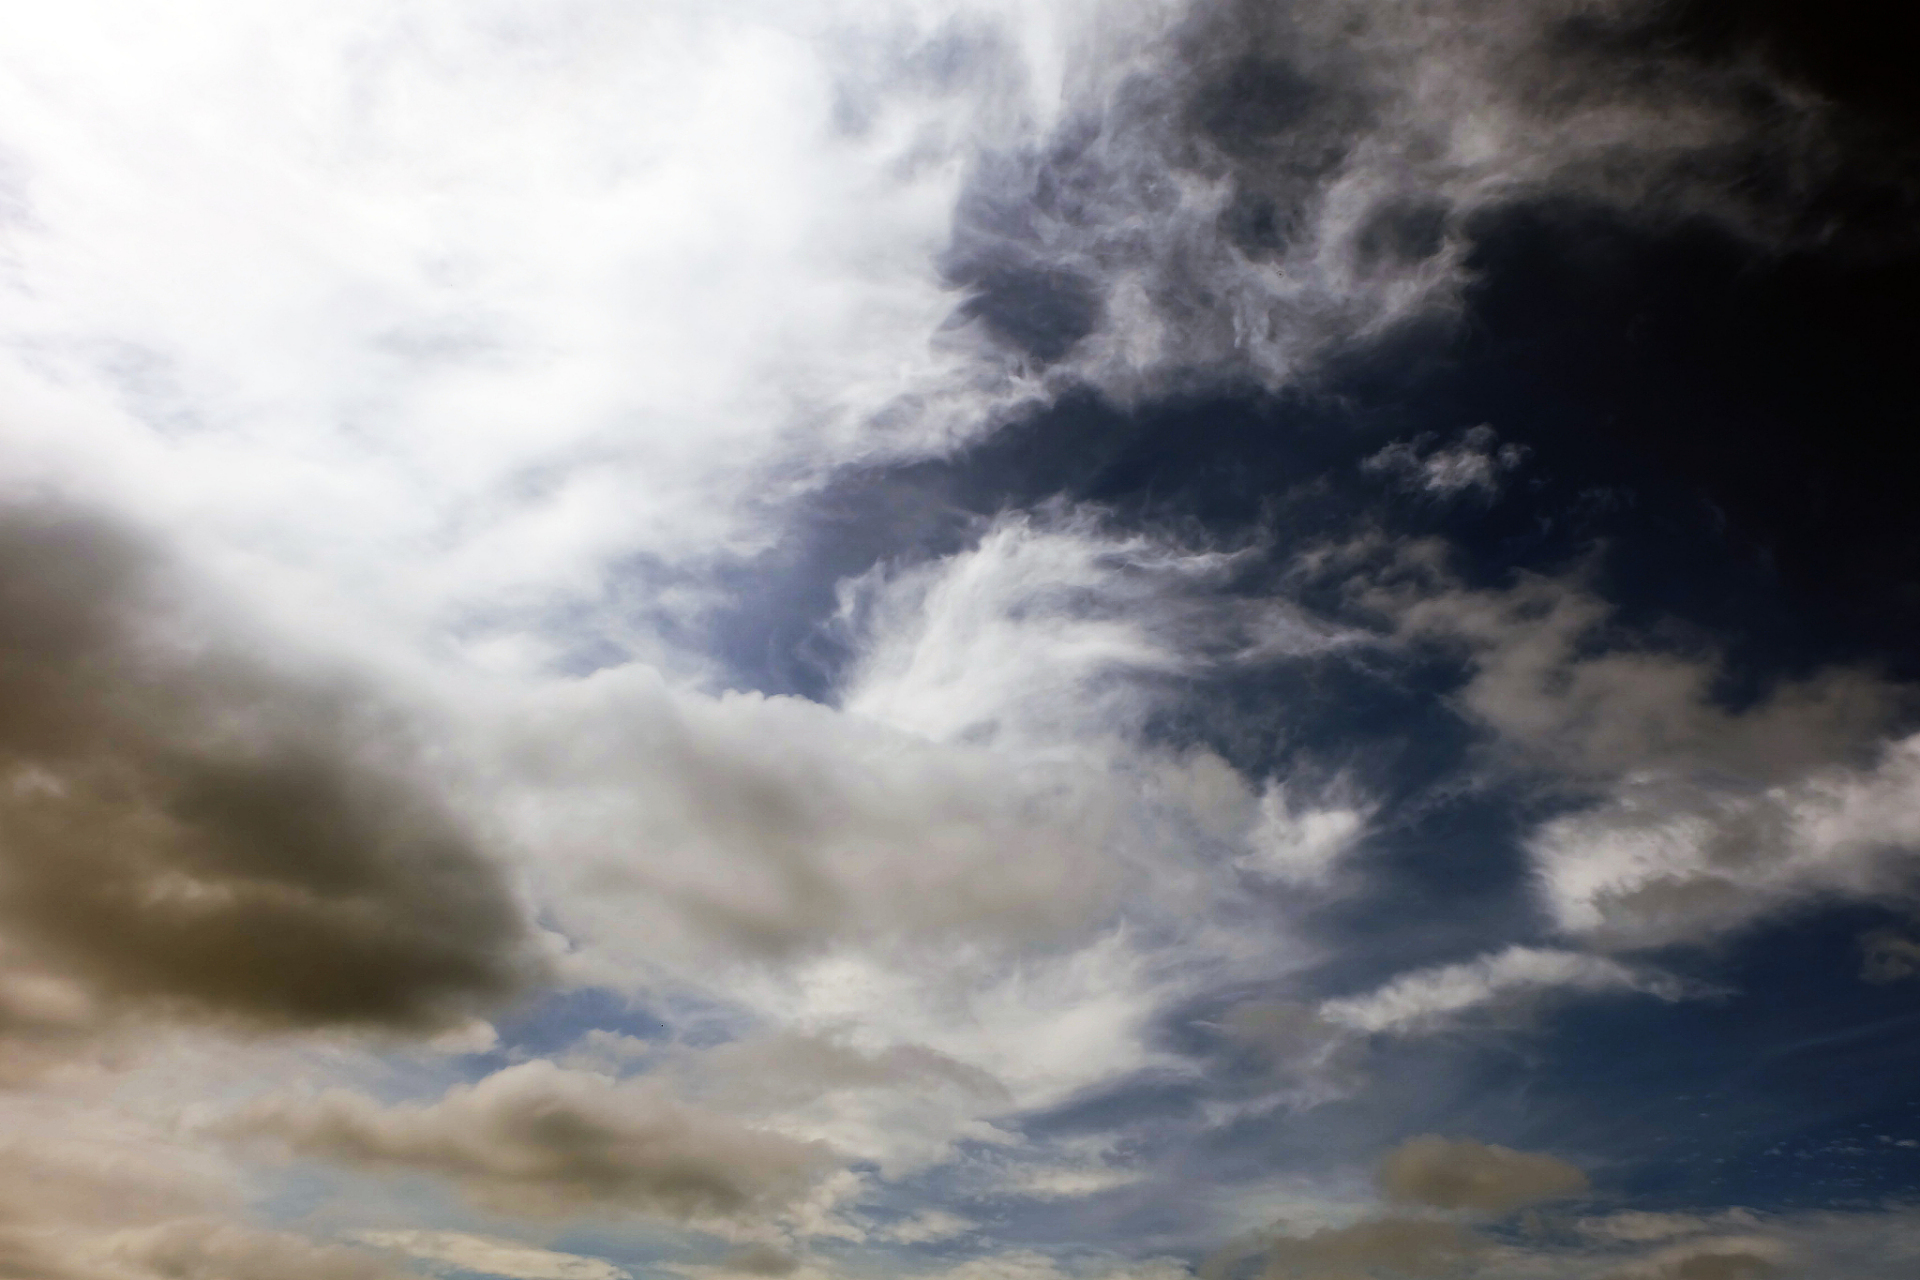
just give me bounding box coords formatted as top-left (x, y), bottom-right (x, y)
top-left (952, 261), bottom-right (1105, 365)
top-left (1376, 1135), bottom-right (1589, 1214)
top-left (937, 0), bottom-right (1842, 391)
top-left (218, 1059), bottom-right (836, 1223)
top-left (1223, 1001), bottom-right (1349, 1061)
top-left (91, 1221), bottom-right (416, 1280)
top-left (674, 1030), bottom-right (1011, 1111)
top-left (514, 666), bottom-right (1127, 967)
top-left (1345, 549), bottom-right (1920, 947)
top-left (356, 1230), bottom-right (628, 1280)
top-left (0, 503), bottom-right (540, 1042)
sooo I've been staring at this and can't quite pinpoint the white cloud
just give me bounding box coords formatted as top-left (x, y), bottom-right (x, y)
top-left (1358, 556), bottom-right (1920, 948)
top-left (0, 0), bottom-right (1090, 681)
top-left (357, 1230), bottom-right (629, 1280)
top-left (1239, 779), bottom-right (1372, 885)
top-left (1318, 946), bottom-right (1693, 1035)
top-left (931, 1251), bottom-right (1189, 1280)
top-left (838, 510), bottom-right (1255, 747)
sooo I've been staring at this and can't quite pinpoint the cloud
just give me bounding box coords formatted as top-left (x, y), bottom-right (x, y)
top-left (1593, 1235), bottom-right (1785, 1280)
top-left (1859, 929), bottom-right (1920, 983)
top-left (1317, 947), bottom-right (1694, 1035)
top-left (497, 661), bottom-right (1127, 969)
top-left (90, 1221), bottom-right (416, 1280)
top-left (934, 1251), bottom-right (1189, 1280)
top-left (837, 508), bottom-right (1348, 748)
top-left (1375, 1136), bottom-right (1588, 1214)
top-left (1204, 1202), bottom-right (1920, 1280)
top-left (943, 0), bottom-right (1854, 394)
top-left (0, 502), bottom-right (539, 1052)
top-left (878, 1209), bottom-right (976, 1244)
top-left (1361, 426), bottom-right (1527, 500)
top-left (0, 1118), bottom-right (229, 1277)
top-left (357, 1230), bottom-right (628, 1280)
top-left (0, 1106), bottom-right (413, 1280)
top-left (1239, 778), bottom-right (1373, 885)
top-left (1575, 1211), bottom-right (1765, 1247)
top-left (0, 0), bottom-right (1042, 631)
top-left (0, 3), bottom-right (1904, 1276)
top-left (1371, 562), bottom-right (1899, 785)
top-left (1353, 552), bottom-right (1920, 947)
top-left (217, 1059), bottom-right (836, 1223)
top-left (1530, 733), bottom-right (1920, 947)
top-left (1237, 1218), bottom-right (1480, 1280)
top-left (658, 1030), bottom-right (1010, 1176)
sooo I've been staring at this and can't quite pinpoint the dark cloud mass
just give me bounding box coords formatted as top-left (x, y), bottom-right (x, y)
top-left (0, 504), bottom-right (538, 1040)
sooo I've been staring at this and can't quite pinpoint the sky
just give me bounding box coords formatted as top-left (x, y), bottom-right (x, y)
top-left (0, 2), bottom-right (1917, 1278)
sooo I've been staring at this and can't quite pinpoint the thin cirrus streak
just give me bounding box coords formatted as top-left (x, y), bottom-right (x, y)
top-left (1, 1), bottom-right (1919, 1279)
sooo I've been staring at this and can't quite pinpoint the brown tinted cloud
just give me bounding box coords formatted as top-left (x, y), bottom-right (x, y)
top-left (219, 1059), bottom-right (836, 1222)
top-left (1376, 1135), bottom-right (1589, 1214)
top-left (0, 502), bottom-right (540, 1048)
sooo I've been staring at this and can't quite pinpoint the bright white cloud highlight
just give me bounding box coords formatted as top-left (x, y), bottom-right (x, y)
top-left (357, 1230), bottom-right (630, 1280)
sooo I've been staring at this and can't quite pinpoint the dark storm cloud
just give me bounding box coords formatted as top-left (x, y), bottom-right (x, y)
top-left (0, 502), bottom-right (540, 1043)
